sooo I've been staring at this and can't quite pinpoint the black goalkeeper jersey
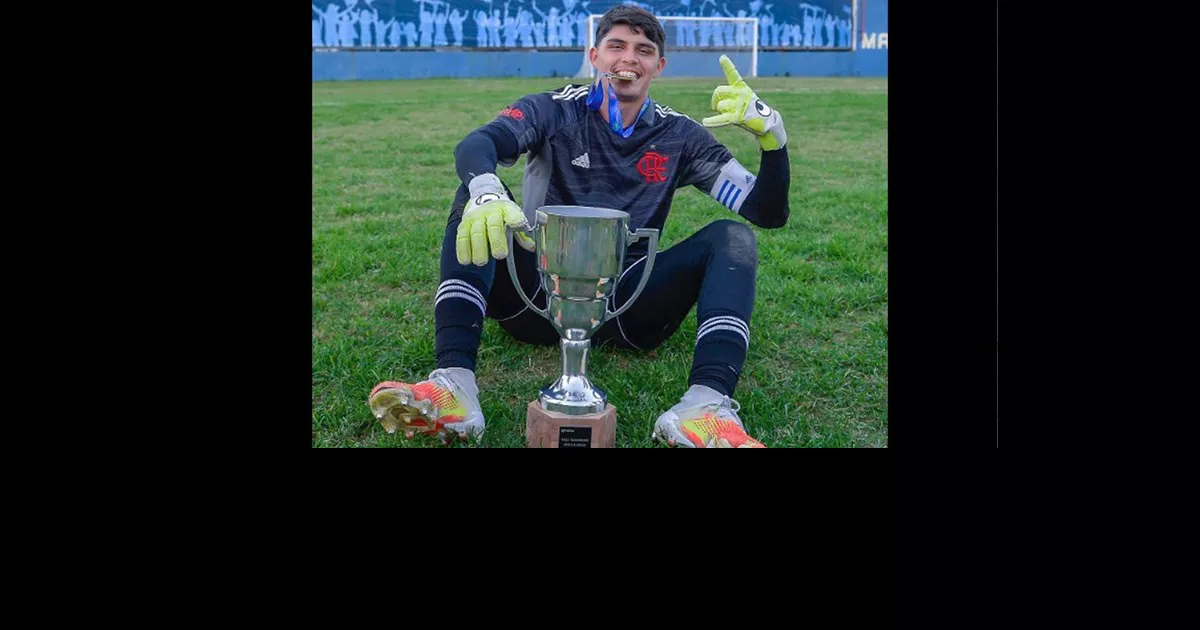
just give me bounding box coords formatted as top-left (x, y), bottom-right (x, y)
top-left (484, 83), bottom-right (762, 264)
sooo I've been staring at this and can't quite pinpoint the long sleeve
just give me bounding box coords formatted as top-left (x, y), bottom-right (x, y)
top-left (735, 145), bottom-right (790, 228)
top-left (453, 124), bottom-right (519, 187)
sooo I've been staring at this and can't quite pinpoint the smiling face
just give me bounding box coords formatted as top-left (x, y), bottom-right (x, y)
top-left (589, 24), bottom-right (666, 103)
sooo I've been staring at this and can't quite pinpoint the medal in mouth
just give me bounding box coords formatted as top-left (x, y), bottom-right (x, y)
top-left (587, 70), bottom-right (649, 138)
top-left (604, 70), bottom-right (639, 82)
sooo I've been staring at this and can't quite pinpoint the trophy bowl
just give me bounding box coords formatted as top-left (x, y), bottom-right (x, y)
top-left (507, 206), bottom-right (659, 415)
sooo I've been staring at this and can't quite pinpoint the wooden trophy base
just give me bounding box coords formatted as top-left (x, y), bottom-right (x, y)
top-left (526, 401), bottom-right (617, 448)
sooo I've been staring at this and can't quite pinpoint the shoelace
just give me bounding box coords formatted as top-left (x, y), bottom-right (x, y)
top-left (707, 395), bottom-right (741, 418)
top-left (699, 396), bottom-right (745, 432)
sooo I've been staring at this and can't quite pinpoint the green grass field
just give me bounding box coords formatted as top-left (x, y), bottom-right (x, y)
top-left (312, 76), bottom-right (887, 447)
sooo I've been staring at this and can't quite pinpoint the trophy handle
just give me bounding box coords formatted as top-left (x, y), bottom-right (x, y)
top-left (506, 226), bottom-right (549, 319)
top-left (605, 228), bottom-right (659, 321)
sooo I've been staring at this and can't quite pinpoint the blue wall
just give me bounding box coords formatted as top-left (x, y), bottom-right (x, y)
top-left (312, 0), bottom-right (886, 80)
top-left (314, 0), bottom-right (857, 49)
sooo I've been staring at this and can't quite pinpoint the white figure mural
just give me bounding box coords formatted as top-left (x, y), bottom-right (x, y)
top-left (416, 0), bottom-right (434, 46)
top-left (357, 7), bottom-right (376, 46)
top-left (518, 5), bottom-right (535, 47)
top-left (311, 1), bottom-right (856, 50)
top-left (474, 10), bottom-right (489, 46)
top-left (531, 1), bottom-right (554, 47)
top-left (449, 8), bottom-right (466, 46)
top-left (490, 9), bottom-right (502, 45)
top-left (434, 1), bottom-right (449, 45)
top-left (314, 3), bottom-right (342, 47)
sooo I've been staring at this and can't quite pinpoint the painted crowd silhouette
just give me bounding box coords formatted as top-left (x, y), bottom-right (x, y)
top-left (313, 0), bottom-right (855, 49)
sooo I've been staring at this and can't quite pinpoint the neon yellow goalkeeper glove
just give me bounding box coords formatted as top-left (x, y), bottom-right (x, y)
top-left (701, 55), bottom-right (788, 151)
top-left (456, 173), bottom-right (536, 267)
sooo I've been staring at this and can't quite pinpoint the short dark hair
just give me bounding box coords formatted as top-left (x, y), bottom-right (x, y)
top-left (595, 6), bottom-right (666, 57)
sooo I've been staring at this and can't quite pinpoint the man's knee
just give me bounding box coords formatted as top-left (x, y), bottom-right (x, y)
top-left (703, 219), bottom-right (758, 267)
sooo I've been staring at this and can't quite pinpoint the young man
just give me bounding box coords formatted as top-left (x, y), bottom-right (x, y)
top-left (369, 6), bottom-right (790, 447)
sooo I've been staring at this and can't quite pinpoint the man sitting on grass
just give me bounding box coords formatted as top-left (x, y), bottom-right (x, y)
top-left (369, 6), bottom-right (791, 447)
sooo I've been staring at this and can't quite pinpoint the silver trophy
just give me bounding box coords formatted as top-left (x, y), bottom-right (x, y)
top-left (507, 206), bottom-right (659, 415)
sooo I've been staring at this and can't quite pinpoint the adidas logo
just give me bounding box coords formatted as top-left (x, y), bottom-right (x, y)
top-left (571, 153), bottom-right (590, 169)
